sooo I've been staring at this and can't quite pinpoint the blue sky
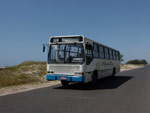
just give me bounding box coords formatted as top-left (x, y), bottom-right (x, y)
top-left (0, 0), bottom-right (150, 66)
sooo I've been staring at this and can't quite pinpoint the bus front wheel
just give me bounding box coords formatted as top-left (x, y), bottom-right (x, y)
top-left (89, 72), bottom-right (98, 88)
top-left (61, 80), bottom-right (69, 87)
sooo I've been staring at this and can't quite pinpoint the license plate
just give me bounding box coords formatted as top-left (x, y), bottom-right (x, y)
top-left (60, 77), bottom-right (67, 80)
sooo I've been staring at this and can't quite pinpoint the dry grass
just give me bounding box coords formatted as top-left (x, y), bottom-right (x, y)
top-left (0, 61), bottom-right (46, 88)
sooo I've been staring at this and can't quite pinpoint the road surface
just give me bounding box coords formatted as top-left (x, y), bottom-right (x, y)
top-left (0, 65), bottom-right (149, 113)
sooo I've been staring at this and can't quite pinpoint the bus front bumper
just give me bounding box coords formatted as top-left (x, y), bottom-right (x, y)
top-left (46, 74), bottom-right (84, 82)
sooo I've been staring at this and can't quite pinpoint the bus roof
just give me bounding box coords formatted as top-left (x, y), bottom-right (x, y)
top-left (50, 35), bottom-right (83, 38)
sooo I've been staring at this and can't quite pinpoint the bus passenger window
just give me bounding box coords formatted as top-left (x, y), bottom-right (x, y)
top-left (109, 49), bottom-right (113, 60)
top-left (116, 52), bottom-right (120, 61)
top-left (115, 51), bottom-right (118, 60)
top-left (93, 44), bottom-right (99, 58)
top-left (86, 44), bottom-right (93, 65)
top-left (105, 48), bottom-right (110, 59)
top-left (113, 51), bottom-right (116, 60)
top-left (99, 46), bottom-right (105, 59)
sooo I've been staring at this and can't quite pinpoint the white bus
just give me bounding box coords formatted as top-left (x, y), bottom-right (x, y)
top-left (43, 35), bottom-right (120, 86)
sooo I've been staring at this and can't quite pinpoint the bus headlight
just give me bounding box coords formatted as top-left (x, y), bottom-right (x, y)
top-left (46, 71), bottom-right (54, 74)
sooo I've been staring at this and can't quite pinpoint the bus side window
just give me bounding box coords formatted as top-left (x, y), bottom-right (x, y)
top-left (115, 51), bottom-right (118, 60)
top-left (117, 52), bottom-right (120, 61)
top-left (109, 49), bottom-right (113, 60)
top-left (93, 43), bottom-right (99, 58)
top-left (113, 50), bottom-right (116, 60)
top-left (86, 43), bottom-right (93, 65)
top-left (105, 47), bottom-right (110, 60)
top-left (99, 45), bottom-right (105, 59)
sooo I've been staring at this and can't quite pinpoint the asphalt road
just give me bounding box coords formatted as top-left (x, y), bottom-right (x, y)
top-left (0, 65), bottom-right (150, 113)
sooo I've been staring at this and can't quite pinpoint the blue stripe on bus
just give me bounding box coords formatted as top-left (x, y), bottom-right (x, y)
top-left (46, 74), bottom-right (84, 82)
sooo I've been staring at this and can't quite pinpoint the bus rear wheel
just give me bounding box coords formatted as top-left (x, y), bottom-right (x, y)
top-left (61, 80), bottom-right (69, 87)
top-left (111, 68), bottom-right (116, 77)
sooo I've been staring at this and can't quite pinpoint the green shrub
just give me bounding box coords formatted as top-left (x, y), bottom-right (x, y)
top-left (126, 59), bottom-right (148, 65)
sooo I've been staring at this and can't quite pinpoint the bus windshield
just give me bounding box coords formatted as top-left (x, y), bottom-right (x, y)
top-left (48, 43), bottom-right (85, 64)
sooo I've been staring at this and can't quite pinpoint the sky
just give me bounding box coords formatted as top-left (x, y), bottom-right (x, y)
top-left (0, 0), bottom-right (150, 66)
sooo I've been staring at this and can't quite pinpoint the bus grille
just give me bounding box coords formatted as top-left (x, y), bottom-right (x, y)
top-left (49, 65), bottom-right (80, 75)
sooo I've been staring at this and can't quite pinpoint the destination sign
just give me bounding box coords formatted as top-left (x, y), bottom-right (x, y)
top-left (50, 36), bottom-right (83, 43)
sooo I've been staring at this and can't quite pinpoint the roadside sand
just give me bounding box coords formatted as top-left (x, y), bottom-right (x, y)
top-left (121, 64), bottom-right (144, 71)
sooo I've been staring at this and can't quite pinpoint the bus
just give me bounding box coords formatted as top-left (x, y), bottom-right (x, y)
top-left (43, 35), bottom-right (120, 87)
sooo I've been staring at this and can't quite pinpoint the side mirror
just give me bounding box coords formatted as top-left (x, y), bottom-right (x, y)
top-left (43, 45), bottom-right (45, 52)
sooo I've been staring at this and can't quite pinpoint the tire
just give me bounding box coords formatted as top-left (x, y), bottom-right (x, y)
top-left (111, 68), bottom-right (116, 77)
top-left (89, 72), bottom-right (98, 89)
top-left (61, 80), bottom-right (69, 87)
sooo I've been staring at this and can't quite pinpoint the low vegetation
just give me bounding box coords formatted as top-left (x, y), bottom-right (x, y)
top-left (0, 61), bottom-right (46, 88)
top-left (126, 59), bottom-right (148, 65)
